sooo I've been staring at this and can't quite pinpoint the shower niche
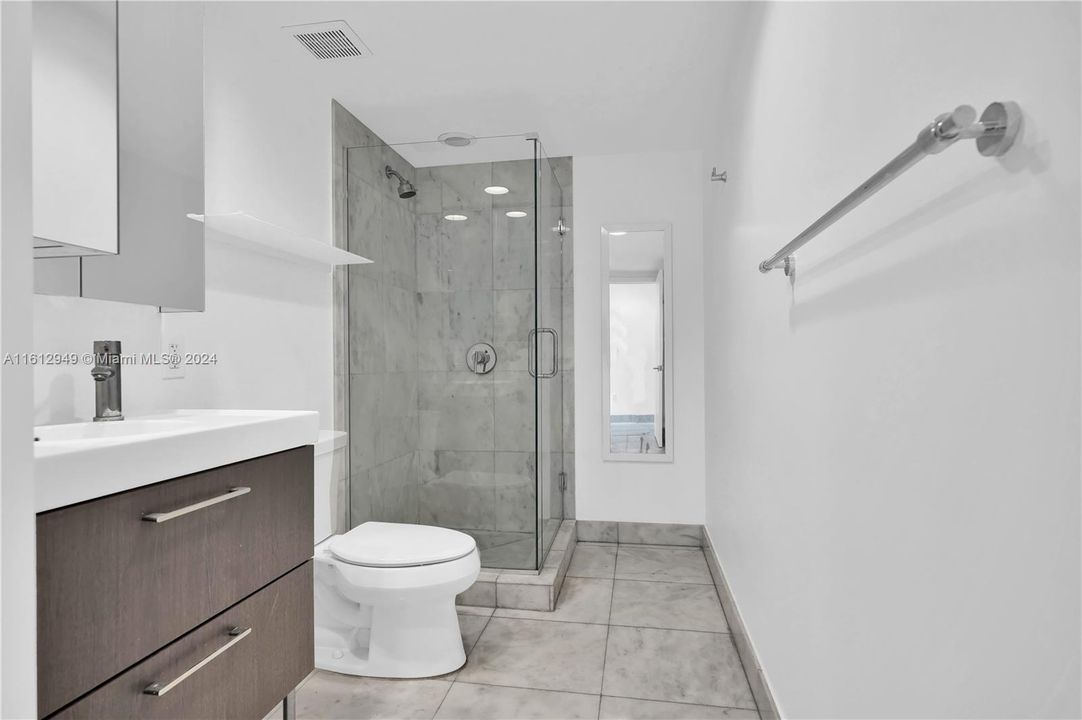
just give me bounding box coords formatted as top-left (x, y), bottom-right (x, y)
top-left (338, 124), bottom-right (573, 572)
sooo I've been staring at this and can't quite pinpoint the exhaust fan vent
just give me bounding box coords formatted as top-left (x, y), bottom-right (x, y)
top-left (283, 21), bottom-right (370, 60)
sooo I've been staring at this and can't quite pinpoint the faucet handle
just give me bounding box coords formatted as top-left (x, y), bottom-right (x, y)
top-left (91, 366), bottom-right (115, 381)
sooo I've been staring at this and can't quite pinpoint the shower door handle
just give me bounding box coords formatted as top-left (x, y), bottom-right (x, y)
top-left (528, 328), bottom-right (559, 379)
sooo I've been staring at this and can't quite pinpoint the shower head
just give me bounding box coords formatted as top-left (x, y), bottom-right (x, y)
top-left (385, 165), bottom-right (416, 199)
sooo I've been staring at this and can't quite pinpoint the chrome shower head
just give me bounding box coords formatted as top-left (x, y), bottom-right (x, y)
top-left (385, 165), bottom-right (416, 199)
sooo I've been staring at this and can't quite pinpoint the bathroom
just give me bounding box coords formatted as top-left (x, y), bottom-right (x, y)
top-left (1, 1), bottom-right (1079, 719)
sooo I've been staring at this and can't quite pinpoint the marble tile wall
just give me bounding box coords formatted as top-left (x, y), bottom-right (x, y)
top-left (335, 104), bottom-right (423, 528)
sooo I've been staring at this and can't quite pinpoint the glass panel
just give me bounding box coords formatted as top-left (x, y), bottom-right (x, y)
top-left (536, 144), bottom-right (567, 561)
top-left (344, 135), bottom-right (542, 569)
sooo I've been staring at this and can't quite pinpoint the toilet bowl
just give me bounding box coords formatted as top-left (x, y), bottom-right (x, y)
top-left (313, 521), bottom-right (480, 678)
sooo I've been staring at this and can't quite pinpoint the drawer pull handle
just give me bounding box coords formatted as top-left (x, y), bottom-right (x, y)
top-left (141, 486), bottom-right (251, 523)
top-left (143, 626), bottom-right (251, 696)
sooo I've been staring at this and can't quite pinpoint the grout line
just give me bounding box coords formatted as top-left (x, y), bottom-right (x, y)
top-left (597, 544), bottom-right (619, 719)
top-left (450, 680), bottom-right (601, 700)
top-left (600, 692), bottom-right (759, 713)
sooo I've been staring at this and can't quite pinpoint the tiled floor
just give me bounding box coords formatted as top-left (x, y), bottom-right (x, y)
top-left (275, 543), bottom-right (759, 720)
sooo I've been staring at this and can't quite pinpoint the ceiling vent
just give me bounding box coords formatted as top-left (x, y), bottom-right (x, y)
top-left (283, 20), bottom-right (370, 60)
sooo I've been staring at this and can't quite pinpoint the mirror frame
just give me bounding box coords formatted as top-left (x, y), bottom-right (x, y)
top-left (600, 222), bottom-right (675, 463)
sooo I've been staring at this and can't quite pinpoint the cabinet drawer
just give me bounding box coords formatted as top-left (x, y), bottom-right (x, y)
top-left (38, 446), bottom-right (313, 718)
top-left (52, 561), bottom-right (314, 720)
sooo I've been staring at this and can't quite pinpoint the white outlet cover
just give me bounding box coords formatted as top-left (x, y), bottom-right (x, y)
top-left (162, 339), bottom-right (184, 380)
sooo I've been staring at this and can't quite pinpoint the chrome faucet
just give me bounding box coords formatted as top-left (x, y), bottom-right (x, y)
top-left (91, 340), bottom-right (124, 422)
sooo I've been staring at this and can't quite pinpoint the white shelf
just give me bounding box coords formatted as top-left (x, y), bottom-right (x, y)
top-left (187, 211), bottom-right (372, 268)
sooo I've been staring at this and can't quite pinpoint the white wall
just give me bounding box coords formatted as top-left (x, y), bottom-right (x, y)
top-left (1, 4), bottom-right (38, 715)
top-left (574, 150), bottom-right (706, 523)
top-left (32, 1), bottom-right (337, 430)
top-left (702, 3), bottom-right (1081, 717)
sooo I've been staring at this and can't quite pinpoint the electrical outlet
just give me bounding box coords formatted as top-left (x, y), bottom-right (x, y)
top-left (162, 339), bottom-right (184, 380)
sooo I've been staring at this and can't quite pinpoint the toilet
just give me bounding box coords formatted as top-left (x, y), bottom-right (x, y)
top-left (311, 434), bottom-right (480, 678)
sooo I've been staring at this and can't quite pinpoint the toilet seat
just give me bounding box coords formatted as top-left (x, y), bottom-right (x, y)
top-left (328, 521), bottom-right (477, 568)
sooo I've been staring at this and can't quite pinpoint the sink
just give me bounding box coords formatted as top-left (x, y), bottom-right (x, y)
top-left (35, 409), bottom-right (319, 512)
top-left (36, 417), bottom-right (201, 442)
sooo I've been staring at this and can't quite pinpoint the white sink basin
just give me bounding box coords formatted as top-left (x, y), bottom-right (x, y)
top-left (35, 409), bottom-right (319, 512)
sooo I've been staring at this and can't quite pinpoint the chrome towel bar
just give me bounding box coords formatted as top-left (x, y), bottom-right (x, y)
top-left (759, 101), bottom-right (1022, 276)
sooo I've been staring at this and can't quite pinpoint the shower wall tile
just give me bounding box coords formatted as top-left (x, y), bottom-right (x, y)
top-left (349, 373), bottom-right (380, 471)
top-left (416, 214), bottom-right (444, 292)
top-left (382, 198), bottom-right (416, 291)
top-left (347, 177), bottom-right (383, 264)
top-left (495, 340), bottom-right (528, 375)
top-left (442, 211), bottom-right (493, 291)
top-left (368, 453), bottom-right (419, 524)
top-left (347, 270), bottom-right (385, 375)
top-left (416, 211), bottom-right (494, 292)
top-left (350, 372), bottom-right (418, 470)
top-left (382, 284), bottom-right (418, 372)
top-left (493, 212), bottom-right (534, 291)
top-left (336, 106), bottom-right (422, 531)
top-left (414, 167), bottom-right (442, 216)
top-left (419, 373), bottom-right (495, 452)
top-left (493, 452), bottom-right (536, 533)
top-left (494, 289), bottom-right (534, 342)
top-left (417, 290), bottom-right (494, 372)
top-left (494, 373), bottom-right (536, 452)
top-left (417, 450), bottom-right (496, 531)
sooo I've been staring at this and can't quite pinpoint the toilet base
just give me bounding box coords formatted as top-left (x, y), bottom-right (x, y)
top-left (314, 599), bottom-right (467, 678)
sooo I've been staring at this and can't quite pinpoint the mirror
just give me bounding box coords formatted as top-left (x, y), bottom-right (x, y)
top-left (32, 1), bottom-right (118, 256)
top-left (32, 2), bottom-right (205, 311)
top-left (601, 224), bottom-right (674, 462)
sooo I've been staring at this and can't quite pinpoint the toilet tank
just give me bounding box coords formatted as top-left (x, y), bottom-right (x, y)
top-left (313, 430), bottom-right (348, 544)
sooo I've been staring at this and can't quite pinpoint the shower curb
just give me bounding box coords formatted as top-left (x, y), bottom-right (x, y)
top-left (457, 520), bottom-right (576, 611)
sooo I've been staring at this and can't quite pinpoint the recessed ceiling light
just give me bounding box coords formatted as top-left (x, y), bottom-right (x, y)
top-left (506, 211), bottom-right (527, 218)
top-left (609, 231), bottom-right (628, 236)
top-left (444, 214), bottom-right (468, 221)
top-left (484, 186), bottom-right (509, 195)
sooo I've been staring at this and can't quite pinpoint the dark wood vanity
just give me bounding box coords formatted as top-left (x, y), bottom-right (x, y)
top-left (36, 446), bottom-right (315, 719)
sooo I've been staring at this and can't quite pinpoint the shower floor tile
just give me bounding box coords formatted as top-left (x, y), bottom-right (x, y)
top-left (269, 542), bottom-right (760, 720)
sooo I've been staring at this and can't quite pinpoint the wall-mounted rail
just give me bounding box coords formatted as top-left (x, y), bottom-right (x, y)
top-left (759, 101), bottom-right (1022, 276)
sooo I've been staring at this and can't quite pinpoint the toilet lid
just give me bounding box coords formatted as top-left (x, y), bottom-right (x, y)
top-left (328, 522), bottom-right (477, 568)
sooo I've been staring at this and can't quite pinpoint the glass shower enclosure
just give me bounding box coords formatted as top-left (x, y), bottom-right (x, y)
top-left (345, 134), bottom-right (570, 571)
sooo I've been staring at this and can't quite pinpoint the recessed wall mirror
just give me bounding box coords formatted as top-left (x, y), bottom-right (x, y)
top-left (31, 1), bottom-right (206, 311)
top-left (601, 224), bottom-right (674, 462)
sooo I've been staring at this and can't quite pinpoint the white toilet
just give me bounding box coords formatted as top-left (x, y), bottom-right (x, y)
top-left (311, 434), bottom-right (480, 678)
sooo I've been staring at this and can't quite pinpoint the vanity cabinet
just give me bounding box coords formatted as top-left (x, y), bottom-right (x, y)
top-left (37, 446), bottom-right (314, 719)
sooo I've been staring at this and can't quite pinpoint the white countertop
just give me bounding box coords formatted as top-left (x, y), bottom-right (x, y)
top-left (34, 409), bottom-right (320, 512)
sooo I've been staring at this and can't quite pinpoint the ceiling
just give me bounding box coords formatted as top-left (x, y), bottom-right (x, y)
top-left (206, 1), bottom-right (745, 164)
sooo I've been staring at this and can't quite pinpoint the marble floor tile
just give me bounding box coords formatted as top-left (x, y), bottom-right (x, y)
top-left (458, 611), bottom-right (491, 653)
top-left (609, 580), bottom-right (728, 633)
top-left (600, 696), bottom-right (760, 719)
top-left (495, 577), bottom-right (613, 624)
top-left (457, 617), bottom-right (608, 694)
top-left (567, 543), bottom-right (618, 578)
top-left (614, 545), bottom-right (713, 585)
top-left (602, 626), bottom-right (755, 709)
top-left (291, 671), bottom-right (451, 720)
top-left (434, 683), bottom-right (600, 720)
